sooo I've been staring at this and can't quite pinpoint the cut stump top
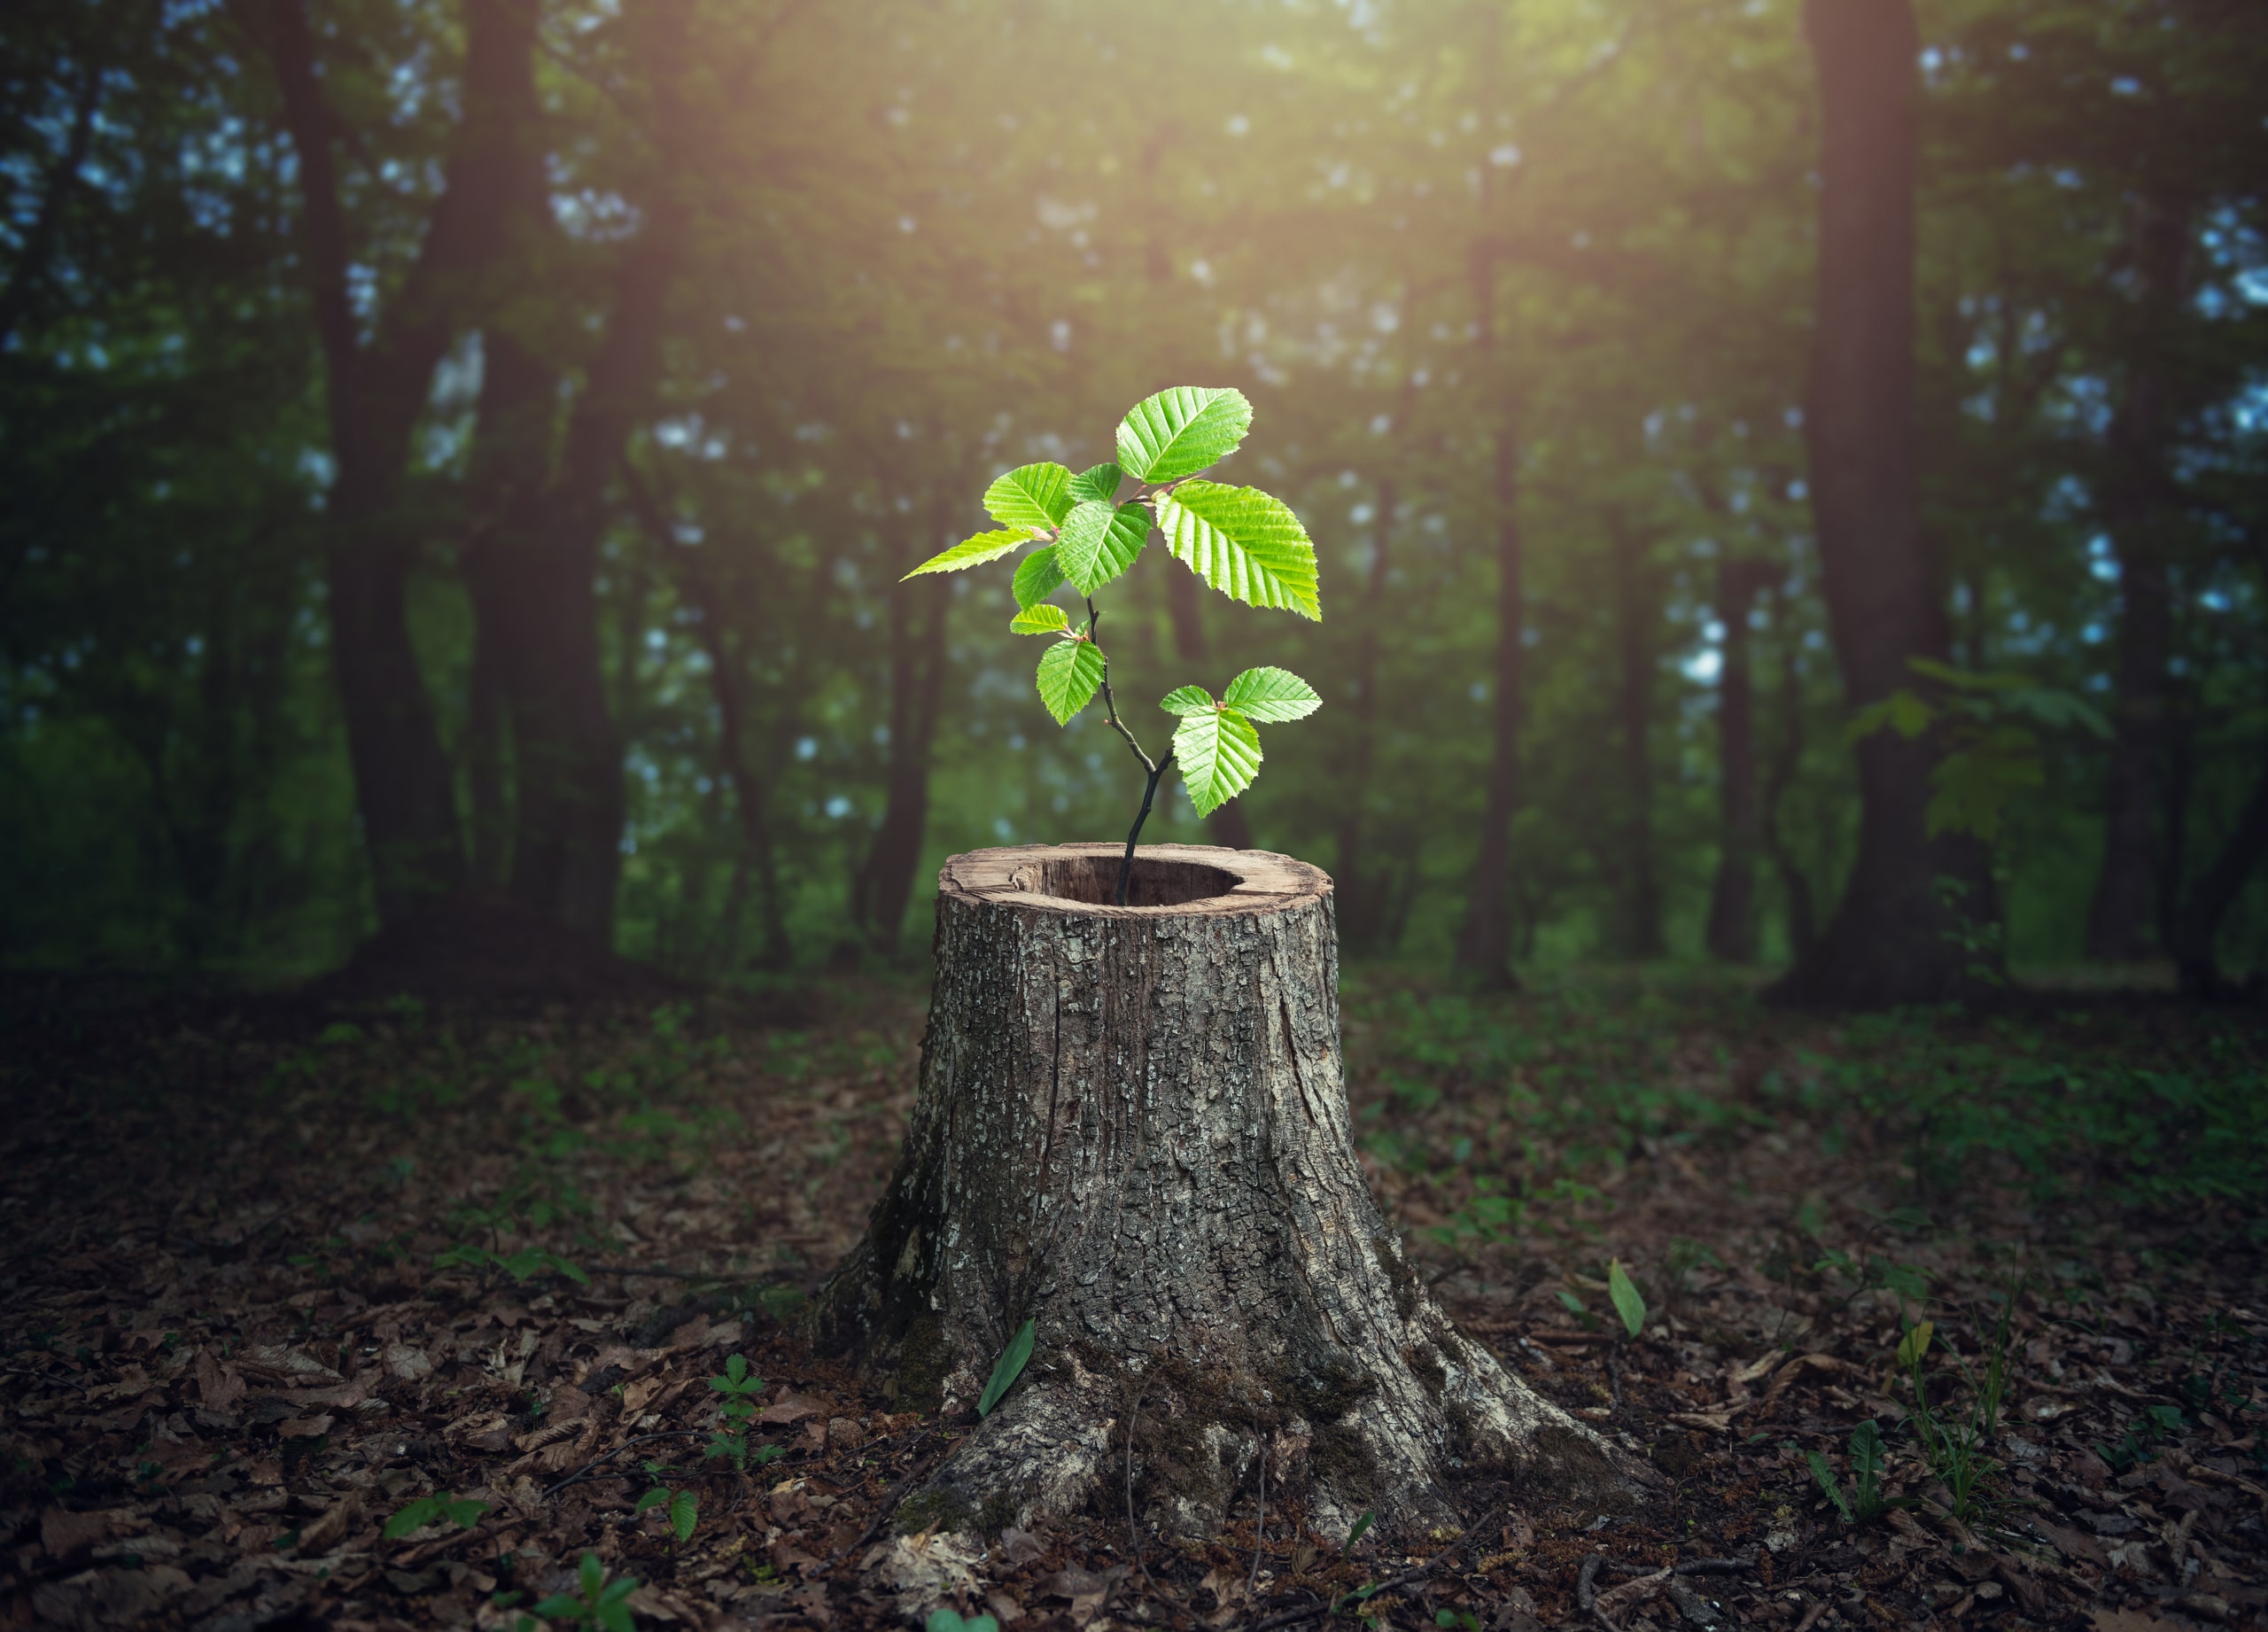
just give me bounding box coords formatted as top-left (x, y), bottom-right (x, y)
top-left (939, 843), bottom-right (1332, 921)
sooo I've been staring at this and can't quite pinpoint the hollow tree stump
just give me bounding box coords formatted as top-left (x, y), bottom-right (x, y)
top-left (813, 843), bottom-right (1630, 1543)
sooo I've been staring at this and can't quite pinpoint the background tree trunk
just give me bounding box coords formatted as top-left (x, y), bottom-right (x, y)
top-left (814, 844), bottom-right (1629, 1543)
top-left (1772, 0), bottom-right (1996, 1006)
top-left (1706, 558), bottom-right (1767, 962)
top-left (856, 549), bottom-right (950, 952)
top-left (2085, 193), bottom-right (2193, 962)
top-left (1760, 584), bottom-right (1818, 962)
top-left (1609, 517), bottom-right (1665, 960)
top-left (2172, 743), bottom-right (2268, 998)
top-left (1335, 471), bottom-right (1397, 952)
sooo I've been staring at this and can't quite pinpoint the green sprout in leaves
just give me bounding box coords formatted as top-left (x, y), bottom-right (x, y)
top-left (926, 1610), bottom-right (1001, 1632)
top-left (525, 1553), bottom-right (637, 1632)
top-left (634, 1486), bottom-right (699, 1543)
top-left (976, 1317), bottom-right (1037, 1418)
top-left (383, 1493), bottom-right (490, 1539)
top-left (1606, 1259), bottom-right (1648, 1340)
top-left (905, 386), bottom-right (1322, 905)
top-left (703, 1353), bottom-right (782, 1472)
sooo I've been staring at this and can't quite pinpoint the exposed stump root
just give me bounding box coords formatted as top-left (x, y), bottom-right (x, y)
top-left (812, 844), bottom-right (1644, 1543)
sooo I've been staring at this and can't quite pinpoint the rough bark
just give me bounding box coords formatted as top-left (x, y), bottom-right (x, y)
top-left (814, 844), bottom-right (1631, 1543)
top-left (2085, 193), bottom-right (2194, 962)
top-left (1705, 558), bottom-right (1767, 963)
top-left (1771, 0), bottom-right (1996, 1006)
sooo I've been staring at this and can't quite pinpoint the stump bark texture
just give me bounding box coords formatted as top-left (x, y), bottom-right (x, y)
top-left (813, 843), bottom-right (1625, 1543)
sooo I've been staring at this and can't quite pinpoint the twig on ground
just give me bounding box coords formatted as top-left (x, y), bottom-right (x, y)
top-left (540, 1430), bottom-right (708, 1497)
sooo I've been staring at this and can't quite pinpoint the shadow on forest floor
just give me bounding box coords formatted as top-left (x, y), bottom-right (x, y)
top-left (1, 968), bottom-right (2264, 1632)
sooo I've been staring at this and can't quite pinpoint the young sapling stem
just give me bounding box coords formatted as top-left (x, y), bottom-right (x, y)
top-left (899, 386), bottom-right (1324, 884)
top-left (1087, 600), bottom-right (1175, 905)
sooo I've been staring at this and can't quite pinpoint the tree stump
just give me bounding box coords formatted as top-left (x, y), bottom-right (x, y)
top-left (814, 843), bottom-right (1631, 1543)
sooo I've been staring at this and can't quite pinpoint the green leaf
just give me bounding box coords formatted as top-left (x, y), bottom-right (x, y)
top-left (977, 1317), bottom-right (1037, 1417)
top-left (905, 527), bottom-right (1037, 579)
top-left (1174, 706), bottom-right (1262, 818)
top-left (634, 1488), bottom-right (671, 1515)
top-left (439, 1497), bottom-right (490, 1529)
top-left (1068, 462), bottom-right (1124, 504)
top-left (668, 1489), bottom-right (698, 1543)
top-left (1115, 386), bottom-right (1253, 482)
top-left (1011, 602), bottom-right (1069, 636)
top-left (983, 462), bottom-right (1076, 531)
top-left (1222, 666), bottom-right (1321, 723)
top-left (1035, 638), bottom-right (1105, 726)
top-left (579, 1553), bottom-right (605, 1601)
top-left (532, 1594), bottom-right (586, 1619)
top-left (1344, 1512), bottom-right (1375, 1550)
top-left (1012, 547), bottom-right (1065, 610)
top-left (1052, 499), bottom-right (1150, 595)
top-left (597, 1603), bottom-right (634, 1632)
top-left (1607, 1259), bottom-right (1647, 1338)
top-left (1806, 1449), bottom-right (1853, 1522)
top-left (1159, 685), bottom-right (1214, 716)
top-left (383, 1497), bottom-right (444, 1540)
top-left (1897, 1320), bottom-right (1935, 1369)
top-left (1153, 480), bottom-right (1321, 618)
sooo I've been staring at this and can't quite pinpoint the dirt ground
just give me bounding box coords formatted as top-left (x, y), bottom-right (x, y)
top-left (1, 967), bottom-right (2262, 1632)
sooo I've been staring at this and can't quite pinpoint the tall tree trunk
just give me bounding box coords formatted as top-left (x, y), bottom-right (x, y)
top-left (0, 55), bottom-right (102, 349)
top-left (2171, 747), bottom-right (2268, 999)
top-left (1454, 239), bottom-right (1525, 989)
top-left (1335, 472), bottom-right (1397, 952)
top-left (454, 0), bottom-right (692, 940)
top-left (1771, 0), bottom-right (1995, 1006)
top-left (1759, 583), bottom-right (1818, 962)
top-left (2085, 194), bottom-right (2193, 962)
top-left (269, 0), bottom-right (548, 925)
top-left (1706, 558), bottom-right (1767, 963)
top-left (1165, 567), bottom-right (1255, 850)
top-left (813, 843), bottom-right (1636, 1543)
top-left (1608, 517), bottom-right (1665, 960)
top-left (856, 529), bottom-right (951, 953)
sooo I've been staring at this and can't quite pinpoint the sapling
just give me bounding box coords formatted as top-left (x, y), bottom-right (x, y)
top-left (905, 386), bottom-right (1322, 905)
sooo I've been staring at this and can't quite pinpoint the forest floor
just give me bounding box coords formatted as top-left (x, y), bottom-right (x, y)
top-left (2, 966), bottom-right (2264, 1632)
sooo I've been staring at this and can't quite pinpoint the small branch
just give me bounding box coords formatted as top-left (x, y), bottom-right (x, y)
top-left (1087, 601), bottom-right (1159, 776)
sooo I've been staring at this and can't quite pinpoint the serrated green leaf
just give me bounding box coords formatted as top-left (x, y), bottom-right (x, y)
top-left (1068, 462), bottom-right (1124, 503)
top-left (983, 462), bottom-right (1075, 531)
top-left (978, 1317), bottom-right (1037, 1417)
top-left (1154, 480), bottom-right (1321, 618)
top-left (598, 1604), bottom-right (634, 1632)
top-left (440, 1497), bottom-right (489, 1529)
top-left (1011, 602), bottom-right (1069, 635)
top-left (579, 1553), bottom-right (605, 1599)
top-left (1036, 638), bottom-right (1105, 725)
top-left (1053, 499), bottom-right (1150, 595)
top-left (532, 1593), bottom-right (586, 1618)
top-left (668, 1490), bottom-right (698, 1543)
top-left (1115, 386), bottom-right (1253, 482)
top-left (383, 1497), bottom-right (443, 1540)
top-left (634, 1488), bottom-right (670, 1514)
top-left (1174, 706), bottom-right (1262, 817)
top-left (1607, 1259), bottom-right (1647, 1338)
top-left (1222, 666), bottom-right (1321, 723)
top-left (1806, 1450), bottom-right (1853, 1522)
top-left (905, 527), bottom-right (1037, 579)
top-left (1012, 547), bottom-right (1065, 610)
top-left (1159, 685), bottom-right (1214, 716)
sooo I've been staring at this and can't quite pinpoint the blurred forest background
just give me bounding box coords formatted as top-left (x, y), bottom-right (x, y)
top-left (4, 0), bottom-right (2266, 999)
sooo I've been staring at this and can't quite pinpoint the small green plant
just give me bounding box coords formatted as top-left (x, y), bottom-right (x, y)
top-left (634, 1485), bottom-right (699, 1543)
top-left (1898, 1300), bottom-right (2016, 1519)
top-left (1435, 1612), bottom-right (1482, 1632)
top-left (703, 1354), bottom-right (782, 1471)
top-left (926, 1611), bottom-right (1001, 1632)
top-left (1606, 1259), bottom-right (1647, 1339)
top-left (977, 1317), bottom-right (1037, 1418)
top-left (1806, 1419), bottom-right (1890, 1524)
top-left (384, 1492), bottom-right (491, 1539)
top-left (905, 387), bottom-right (1322, 903)
top-left (524, 1554), bottom-right (637, 1632)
